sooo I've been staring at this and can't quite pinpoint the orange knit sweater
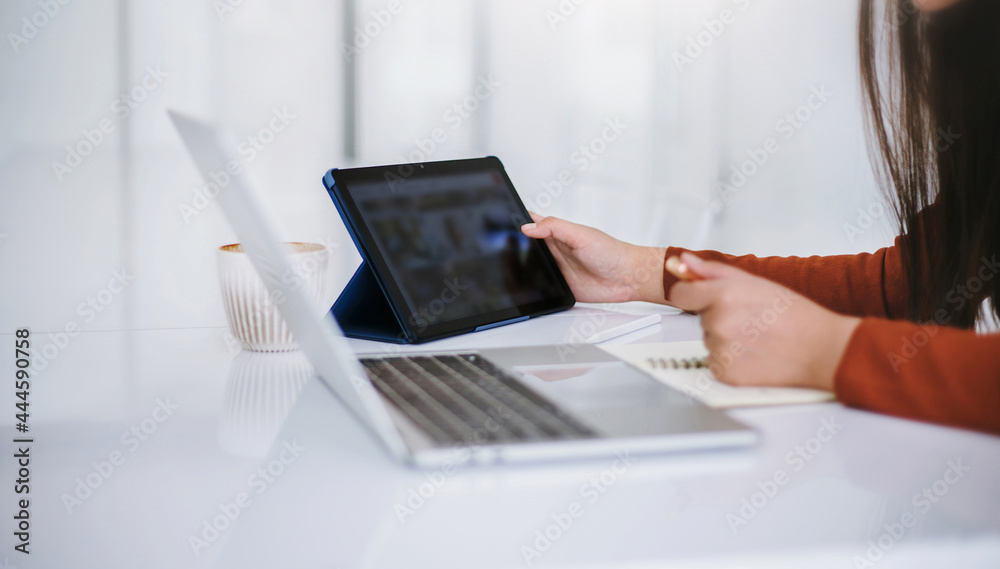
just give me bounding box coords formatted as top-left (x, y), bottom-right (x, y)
top-left (662, 239), bottom-right (1000, 435)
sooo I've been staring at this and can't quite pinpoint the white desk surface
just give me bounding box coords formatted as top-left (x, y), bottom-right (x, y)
top-left (4, 303), bottom-right (1000, 568)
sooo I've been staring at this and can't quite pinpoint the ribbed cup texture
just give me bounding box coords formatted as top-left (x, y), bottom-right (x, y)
top-left (217, 243), bottom-right (328, 352)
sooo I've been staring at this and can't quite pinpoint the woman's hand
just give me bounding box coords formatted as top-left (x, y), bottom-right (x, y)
top-left (668, 253), bottom-right (861, 391)
top-left (520, 213), bottom-right (668, 304)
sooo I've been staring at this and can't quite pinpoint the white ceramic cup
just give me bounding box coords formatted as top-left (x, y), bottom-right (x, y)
top-left (217, 242), bottom-right (328, 352)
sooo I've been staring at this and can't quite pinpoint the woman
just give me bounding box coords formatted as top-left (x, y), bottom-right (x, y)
top-left (522, 0), bottom-right (1000, 435)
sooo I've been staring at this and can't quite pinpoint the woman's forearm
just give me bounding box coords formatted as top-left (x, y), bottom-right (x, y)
top-left (629, 245), bottom-right (670, 305)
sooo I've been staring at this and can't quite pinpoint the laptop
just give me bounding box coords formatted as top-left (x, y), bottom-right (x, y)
top-left (169, 110), bottom-right (757, 468)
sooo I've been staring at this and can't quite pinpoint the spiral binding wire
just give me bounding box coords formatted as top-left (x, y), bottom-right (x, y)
top-left (645, 357), bottom-right (708, 370)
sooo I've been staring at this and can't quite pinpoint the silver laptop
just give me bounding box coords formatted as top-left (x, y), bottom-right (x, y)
top-left (170, 111), bottom-right (756, 468)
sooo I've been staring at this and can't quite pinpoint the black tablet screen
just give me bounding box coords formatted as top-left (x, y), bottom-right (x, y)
top-left (342, 169), bottom-right (569, 333)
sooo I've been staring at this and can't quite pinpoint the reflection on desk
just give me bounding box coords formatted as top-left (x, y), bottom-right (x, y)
top-left (218, 351), bottom-right (312, 457)
top-left (9, 309), bottom-right (1000, 569)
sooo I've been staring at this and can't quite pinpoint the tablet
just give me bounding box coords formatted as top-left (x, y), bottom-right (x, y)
top-left (323, 157), bottom-right (576, 343)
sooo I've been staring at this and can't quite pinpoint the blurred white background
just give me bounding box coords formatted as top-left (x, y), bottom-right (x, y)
top-left (0, 0), bottom-right (895, 337)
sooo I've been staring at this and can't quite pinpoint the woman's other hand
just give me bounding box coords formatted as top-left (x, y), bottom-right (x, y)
top-left (668, 253), bottom-right (861, 391)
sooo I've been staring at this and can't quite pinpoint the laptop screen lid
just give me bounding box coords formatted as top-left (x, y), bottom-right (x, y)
top-left (169, 110), bottom-right (408, 461)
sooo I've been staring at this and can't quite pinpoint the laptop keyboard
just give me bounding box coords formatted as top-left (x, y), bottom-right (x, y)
top-left (360, 354), bottom-right (595, 445)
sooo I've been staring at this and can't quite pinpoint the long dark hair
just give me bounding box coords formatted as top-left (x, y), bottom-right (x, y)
top-left (859, 0), bottom-right (1000, 328)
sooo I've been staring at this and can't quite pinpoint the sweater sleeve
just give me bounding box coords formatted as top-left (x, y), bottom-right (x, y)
top-left (834, 319), bottom-right (1000, 435)
top-left (659, 238), bottom-right (1000, 435)
top-left (662, 240), bottom-right (909, 319)
top-left (662, 204), bottom-right (943, 317)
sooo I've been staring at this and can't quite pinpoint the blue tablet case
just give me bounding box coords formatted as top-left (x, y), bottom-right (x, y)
top-left (330, 260), bottom-right (411, 344)
top-left (323, 169), bottom-right (413, 343)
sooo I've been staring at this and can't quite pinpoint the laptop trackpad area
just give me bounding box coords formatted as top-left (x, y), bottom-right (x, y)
top-left (510, 361), bottom-right (711, 437)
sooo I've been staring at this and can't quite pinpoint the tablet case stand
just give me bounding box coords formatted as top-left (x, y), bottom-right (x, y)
top-left (330, 260), bottom-right (531, 344)
top-left (331, 261), bottom-right (411, 344)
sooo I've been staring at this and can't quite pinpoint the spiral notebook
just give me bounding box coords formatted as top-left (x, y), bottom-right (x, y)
top-left (598, 341), bottom-right (835, 409)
